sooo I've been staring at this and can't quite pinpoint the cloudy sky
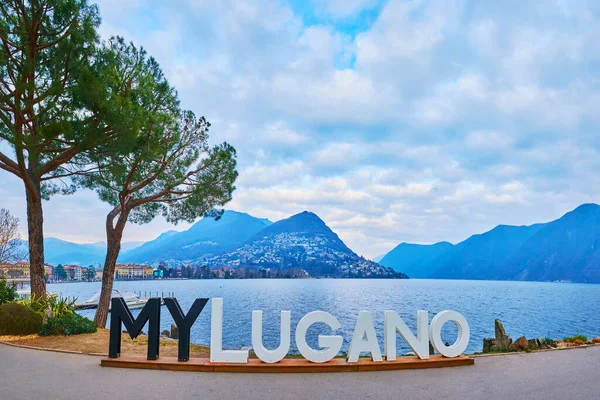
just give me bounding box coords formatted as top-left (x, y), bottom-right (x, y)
top-left (1, 0), bottom-right (600, 258)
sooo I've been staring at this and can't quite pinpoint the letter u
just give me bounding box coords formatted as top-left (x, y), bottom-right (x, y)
top-left (252, 310), bottom-right (291, 363)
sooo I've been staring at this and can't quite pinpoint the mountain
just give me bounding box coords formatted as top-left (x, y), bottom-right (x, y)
top-left (504, 204), bottom-right (600, 282)
top-left (379, 242), bottom-right (454, 278)
top-left (120, 241), bottom-right (145, 252)
top-left (22, 238), bottom-right (143, 266)
top-left (120, 210), bottom-right (272, 264)
top-left (205, 211), bottom-right (407, 279)
top-left (371, 253), bottom-right (386, 263)
top-left (377, 203), bottom-right (600, 283)
top-left (434, 223), bottom-right (547, 280)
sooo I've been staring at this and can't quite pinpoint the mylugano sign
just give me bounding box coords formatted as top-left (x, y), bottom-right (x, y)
top-left (108, 297), bottom-right (470, 363)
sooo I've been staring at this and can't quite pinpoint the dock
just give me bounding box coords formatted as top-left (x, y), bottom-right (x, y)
top-left (74, 290), bottom-right (174, 310)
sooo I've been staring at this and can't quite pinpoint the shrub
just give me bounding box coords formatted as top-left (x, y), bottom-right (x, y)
top-left (46, 296), bottom-right (76, 319)
top-left (592, 338), bottom-right (600, 344)
top-left (17, 294), bottom-right (47, 316)
top-left (564, 335), bottom-right (588, 343)
top-left (39, 313), bottom-right (96, 336)
top-left (0, 277), bottom-right (18, 305)
top-left (18, 295), bottom-right (76, 319)
top-left (0, 303), bottom-right (43, 335)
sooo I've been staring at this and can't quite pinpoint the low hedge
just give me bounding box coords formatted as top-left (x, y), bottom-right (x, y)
top-left (38, 313), bottom-right (97, 336)
top-left (0, 303), bottom-right (43, 335)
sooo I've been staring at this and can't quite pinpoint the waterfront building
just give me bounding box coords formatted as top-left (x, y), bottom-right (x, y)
top-left (44, 264), bottom-right (53, 278)
top-left (0, 261), bottom-right (31, 278)
top-left (114, 264), bottom-right (154, 280)
top-left (63, 265), bottom-right (83, 281)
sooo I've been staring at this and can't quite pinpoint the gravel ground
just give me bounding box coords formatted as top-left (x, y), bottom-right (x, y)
top-left (1, 343), bottom-right (599, 400)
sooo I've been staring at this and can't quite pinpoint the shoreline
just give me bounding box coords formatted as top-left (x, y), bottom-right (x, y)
top-left (2, 330), bottom-right (598, 359)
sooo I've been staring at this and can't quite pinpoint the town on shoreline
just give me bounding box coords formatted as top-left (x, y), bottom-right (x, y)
top-left (0, 260), bottom-right (318, 283)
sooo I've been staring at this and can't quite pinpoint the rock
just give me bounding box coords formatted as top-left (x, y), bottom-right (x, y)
top-left (161, 329), bottom-right (170, 337)
top-left (509, 336), bottom-right (529, 351)
top-left (495, 319), bottom-right (507, 338)
top-left (482, 319), bottom-right (512, 353)
top-left (483, 338), bottom-right (494, 353)
top-left (538, 337), bottom-right (556, 349)
top-left (170, 323), bottom-right (179, 339)
top-left (491, 319), bottom-right (512, 351)
top-left (527, 338), bottom-right (540, 350)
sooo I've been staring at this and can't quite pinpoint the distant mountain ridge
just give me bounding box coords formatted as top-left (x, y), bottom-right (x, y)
top-left (378, 203), bottom-right (600, 283)
top-left (120, 210), bottom-right (272, 264)
top-left (34, 210), bottom-right (407, 278)
top-left (16, 238), bottom-right (143, 266)
top-left (205, 211), bottom-right (407, 278)
top-left (378, 242), bottom-right (453, 279)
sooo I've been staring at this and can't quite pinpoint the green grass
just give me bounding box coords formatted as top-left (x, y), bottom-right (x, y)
top-left (563, 335), bottom-right (588, 343)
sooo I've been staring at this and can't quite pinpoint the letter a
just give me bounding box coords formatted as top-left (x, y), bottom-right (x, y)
top-left (347, 311), bottom-right (382, 362)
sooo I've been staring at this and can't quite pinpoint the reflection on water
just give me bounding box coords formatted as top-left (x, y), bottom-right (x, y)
top-left (49, 279), bottom-right (600, 354)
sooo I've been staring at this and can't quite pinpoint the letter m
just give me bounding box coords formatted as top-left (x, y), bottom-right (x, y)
top-left (109, 297), bottom-right (161, 360)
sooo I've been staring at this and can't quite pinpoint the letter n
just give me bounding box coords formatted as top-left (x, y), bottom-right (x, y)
top-left (109, 297), bottom-right (161, 360)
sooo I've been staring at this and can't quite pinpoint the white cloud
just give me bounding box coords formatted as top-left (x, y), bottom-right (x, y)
top-left (3, 0), bottom-right (600, 258)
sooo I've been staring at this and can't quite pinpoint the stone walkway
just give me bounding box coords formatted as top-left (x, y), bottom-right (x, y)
top-left (1, 344), bottom-right (599, 400)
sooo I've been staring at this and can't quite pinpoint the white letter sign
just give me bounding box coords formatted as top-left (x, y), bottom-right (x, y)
top-left (210, 298), bottom-right (249, 363)
top-left (347, 311), bottom-right (382, 362)
top-left (252, 310), bottom-right (291, 364)
top-left (384, 310), bottom-right (429, 360)
top-left (295, 311), bottom-right (343, 363)
top-left (429, 310), bottom-right (470, 358)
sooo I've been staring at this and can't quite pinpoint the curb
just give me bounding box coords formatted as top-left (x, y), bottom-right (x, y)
top-left (0, 340), bottom-right (83, 355)
top-left (3, 339), bottom-right (598, 360)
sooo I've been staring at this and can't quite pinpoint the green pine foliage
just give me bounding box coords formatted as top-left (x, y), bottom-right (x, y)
top-left (71, 39), bottom-right (238, 326)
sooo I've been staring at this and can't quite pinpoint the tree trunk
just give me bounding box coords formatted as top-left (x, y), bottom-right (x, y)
top-left (25, 180), bottom-right (46, 299)
top-left (94, 208), bottom-right (128, 328)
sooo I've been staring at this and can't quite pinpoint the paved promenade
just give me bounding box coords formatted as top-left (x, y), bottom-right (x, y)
top-left (1, 344), bottom-right (599, 400)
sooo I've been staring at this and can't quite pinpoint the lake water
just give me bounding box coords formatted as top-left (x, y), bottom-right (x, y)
top-left (48, 279), bottom-right (600, 355)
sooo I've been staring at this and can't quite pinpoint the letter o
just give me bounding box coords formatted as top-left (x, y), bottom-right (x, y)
top-left (429, 310), bottom-right (470, 358)
top-left (295, 311), bottom-right (343, 363)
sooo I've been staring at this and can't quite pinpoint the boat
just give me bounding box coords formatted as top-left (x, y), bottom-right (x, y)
top-left (75, 289), bottom-right (149, 310)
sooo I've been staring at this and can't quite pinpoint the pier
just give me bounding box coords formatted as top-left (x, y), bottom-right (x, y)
top-left (74, 290), bottom-right (175, 310)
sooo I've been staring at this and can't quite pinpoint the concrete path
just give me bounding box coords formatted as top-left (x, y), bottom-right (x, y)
top-left (1, 344), bottom-right (599, 400)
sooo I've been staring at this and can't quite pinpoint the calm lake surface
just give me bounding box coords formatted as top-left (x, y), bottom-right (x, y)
top-left (48, 279), bottom-right (600, 354)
